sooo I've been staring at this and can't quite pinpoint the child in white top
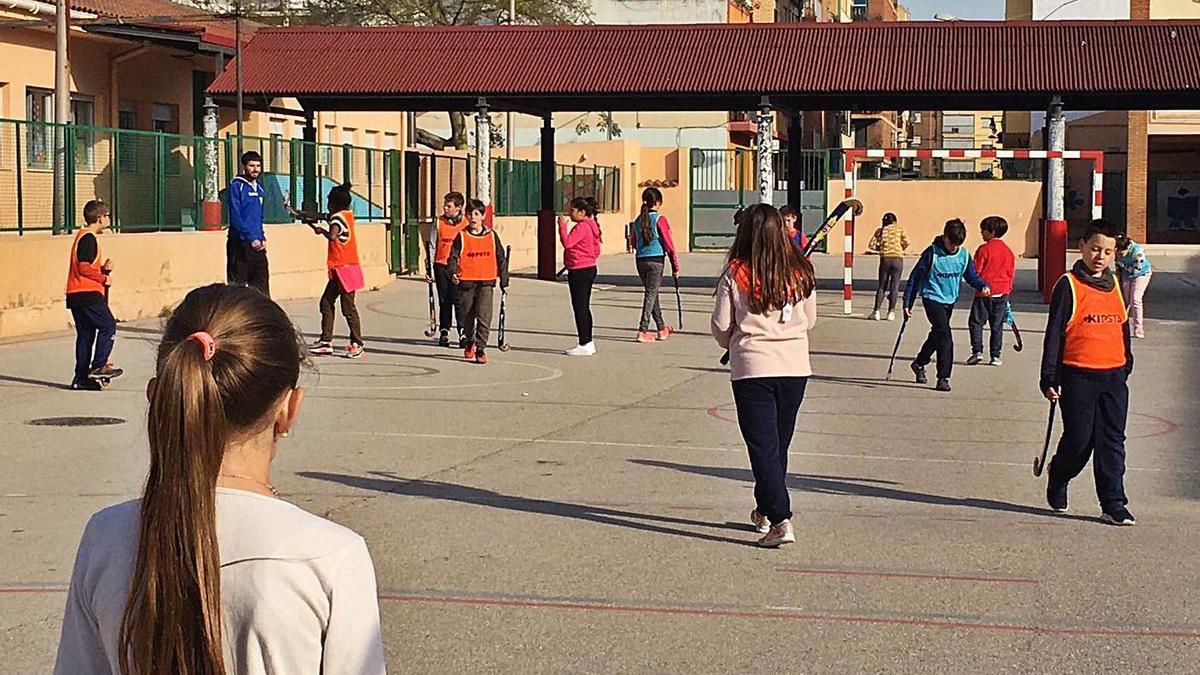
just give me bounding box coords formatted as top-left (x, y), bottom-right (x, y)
top-left (55, 284), bottom-right (386, 675)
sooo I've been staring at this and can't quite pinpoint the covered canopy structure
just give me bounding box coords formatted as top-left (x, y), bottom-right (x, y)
top-left (208, 20), bottom-right (1200, 291)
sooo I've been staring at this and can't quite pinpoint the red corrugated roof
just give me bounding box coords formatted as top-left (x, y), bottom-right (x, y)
top-left (207, 21), bottom-right (1200, 111)
top-left (73, 0), bottom-right (253, 49)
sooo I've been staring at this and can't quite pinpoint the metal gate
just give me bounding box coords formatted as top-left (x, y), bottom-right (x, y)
top-left (688, 148), bottom-right (828, 250)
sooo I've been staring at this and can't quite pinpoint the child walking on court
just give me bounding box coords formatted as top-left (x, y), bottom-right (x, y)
top-left (628, 187), bottom-right (680, 343)
top-left (310, 183), bottom-right (365, 359)
top-left (1041, 219), bottom-right (1136, 525)
top-left (968, 216), bottom-right (1016, 366)
top-left (1116, 236), bottom-right (1152, 339)
top-left (904, 218), bottom-right (991, 392)
top-left (55, 284), bottom-right (385, 673)
top-left (66, 200), bottom-right (121, 390)
top-left (432, 192), bottom-right (468, 347)
top-left (868, 212), bottom-right (909, 321)
top-left (559, 196), bottom-right (602, 356)
top-left (449, 199), bottom-right (509, 365)
top-left (711, 204), bottom-right (817, 548)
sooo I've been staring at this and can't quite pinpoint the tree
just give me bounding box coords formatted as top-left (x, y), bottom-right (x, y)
top-left (298, 0), bottom-right (591, 150)
top-left (574, 112), bottom-right (622, 140)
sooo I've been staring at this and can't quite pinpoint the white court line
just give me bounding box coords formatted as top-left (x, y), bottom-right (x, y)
top-left (307, 361), bottom-right (563, 391)
top-left (330, 430), bottom-right (1187, 474)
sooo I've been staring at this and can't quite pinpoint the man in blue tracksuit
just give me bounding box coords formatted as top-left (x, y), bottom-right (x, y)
top-left (227, 150), bottom-right (270, 296)
top-left (903, 218), bottom-right (991, 392)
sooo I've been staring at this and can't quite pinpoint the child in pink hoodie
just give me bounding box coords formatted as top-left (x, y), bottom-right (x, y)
top-left (559, 196), bottom-right (603, 356)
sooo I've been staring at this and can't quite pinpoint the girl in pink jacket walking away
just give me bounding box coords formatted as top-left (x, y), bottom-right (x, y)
top-left (559, 196), bottom-right (603, 356)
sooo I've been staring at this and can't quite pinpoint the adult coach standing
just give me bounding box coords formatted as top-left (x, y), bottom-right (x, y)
top-left (227, 151), bottom-right (270, 296)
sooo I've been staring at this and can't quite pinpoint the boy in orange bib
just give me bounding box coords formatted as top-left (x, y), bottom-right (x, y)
top-left (448, 199), bottom-right (509, 365)
top-left (66, 200), bottom-right (121, 390)
top-left (1040, 219), bottom-right (1135, 525)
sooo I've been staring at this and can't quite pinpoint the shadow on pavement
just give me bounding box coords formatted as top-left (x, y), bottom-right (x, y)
top-left (630, 459), bottom-right (1097, 522)
top-left (0, 373), bottom-right (73, 390)
top-left (298, 471), bottom-right (756, 546)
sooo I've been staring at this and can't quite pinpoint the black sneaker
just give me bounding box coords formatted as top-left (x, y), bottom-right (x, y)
top-left (935, 378), bottom-right (951, 392)
top-left (88, 364), bottom-right (123, 380)
top-left (438, 330), bottom-right (450, 348)
top-left (71, 378), bottom-right (103, 391)
top-left (910, 361), bottom-right (928, 384)
top-left (1101, 506), bottom-right (1136, 526)
top-left (458, 333), bottom-right (469, 349)
top-left (966, 352), bottom-right (983, 366)
top-left (1047, 482), bottom-right (1068, 513)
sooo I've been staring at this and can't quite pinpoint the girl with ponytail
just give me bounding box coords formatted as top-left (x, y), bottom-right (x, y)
top-left (559, 196), bottom-right (603, 356)
top-left (55, 284), bottom-right (386, 675)
top-left (627, 187), bottom-right (681, 343)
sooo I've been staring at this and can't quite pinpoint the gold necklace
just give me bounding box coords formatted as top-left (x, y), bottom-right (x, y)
top-left (218, 473), bottom-right (278, 497)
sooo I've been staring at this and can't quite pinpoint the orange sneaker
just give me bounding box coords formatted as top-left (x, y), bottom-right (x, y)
top-left (464, 344), bottom-right (476, 360)
top-left (475, 351), bottom-right (488, 365)
top-left (656, 326), bottom-right (674, 341)
top-left (635, 330), bottom-right (655, 343)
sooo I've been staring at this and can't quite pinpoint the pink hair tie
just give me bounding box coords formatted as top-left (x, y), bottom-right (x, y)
top-left (187, 331), bottom-right (217, 361)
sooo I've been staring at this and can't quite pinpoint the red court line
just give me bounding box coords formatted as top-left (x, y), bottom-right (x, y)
top-left (0, 587), bottom-right (67, 594)
top-left (379, 593), bottom-right (1200, 639)
top-left (774, 567), bottom-right (1037, 585)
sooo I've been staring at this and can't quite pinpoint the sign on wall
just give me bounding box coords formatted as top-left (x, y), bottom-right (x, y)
top-left (1155, 180), bottom-right (1200, 233)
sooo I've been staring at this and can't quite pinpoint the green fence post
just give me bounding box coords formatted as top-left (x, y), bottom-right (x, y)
top-left (367, 148), bottom-right (374, 220)
top-left (387, 149), bottom-right (402, 273)
top-left (223, 135), bottom-right (234, 191)
top-left (404, 150), bottom-right (421, 271)
top-left (15, 122), bottom-right (24, 236)
top-left (342, 144), bottom-right (351, 185)
top-left (154, 132), bottom-right (166, 230)
top-left (111, 129), bottom-right (121, 231)
top-left (64, 126), bottom-right (77, 233)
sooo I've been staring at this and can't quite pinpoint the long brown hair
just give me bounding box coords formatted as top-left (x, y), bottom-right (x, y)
top-left (724, 204), bottom-right (816, 314)
top-left (119, 284), bottom-right (302, 675)
top-left (638, 187), bottom-right (662, 246)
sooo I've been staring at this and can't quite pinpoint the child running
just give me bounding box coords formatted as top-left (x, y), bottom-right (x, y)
top-left (559, 196), bottom-right (603, 356)
top-left (1116, 236), bottom-right (1152, 339)
top-left (628, 187), bottom-right (680, 343)
top-left (55, 284), bottom-right (386, 673)
top-left (66, 200), bottom-right (121, 390)
top-left (867, 212), bottom-right (908, 321)
top-left (967, 216), bottom-right (1016, 366)
top-left (432, 192), bottom-right (468, 347)
top-left (310, 183), bottom-right (365, 359)
top-left (448, 199), bottom-right (509, 365)
top-left (711, 204), bottom-right (818, 548)
top-left (904, 218), bottom-right (991, 392)
top-left (1041, 219), bottom-right (1136, 525)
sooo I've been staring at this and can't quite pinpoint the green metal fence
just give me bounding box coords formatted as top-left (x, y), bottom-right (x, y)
top-left (493, 158), bottom-right (621, 216)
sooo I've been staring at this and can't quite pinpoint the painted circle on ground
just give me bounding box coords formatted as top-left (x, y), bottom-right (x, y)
top-left (27, 416), bottom-right (126, 427)
top-left (705, 403), bottom-right (1178, 441)
top-left (311, 363), bottom-right (440, 379)
top-left (310, 360), bottom-right (563, 391)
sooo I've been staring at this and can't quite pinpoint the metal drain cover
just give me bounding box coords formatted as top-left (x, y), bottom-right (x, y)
top-left (27, 416), bottom-right (126, 427)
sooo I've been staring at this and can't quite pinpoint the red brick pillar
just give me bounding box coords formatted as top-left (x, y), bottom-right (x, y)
top-left (1126, 111), bottom-right (1149, 242)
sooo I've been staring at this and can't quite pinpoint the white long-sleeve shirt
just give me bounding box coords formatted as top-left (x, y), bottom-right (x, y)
top-left (55, 488), bottom-right (387, 674)
top-left (711, 268), bottom-right (817, 381)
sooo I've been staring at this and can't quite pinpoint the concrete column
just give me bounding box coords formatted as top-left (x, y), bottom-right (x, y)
top-left (1126, 111), bottom-right (1149, 242)
top-left (301, 111), bottom-right (317, 211)
top-left (756, 100), bottom-right (774, 205)
top-left (1043, 97), bottom-right (1067, 302)
top-left (786, 113), bottom-right (803, 211)
top-left (201, 97), bottom-right (222, 230)
top-left (538, 114), bottom-right (556, 281)
top-left (475, 99), bottom-right (492, 205)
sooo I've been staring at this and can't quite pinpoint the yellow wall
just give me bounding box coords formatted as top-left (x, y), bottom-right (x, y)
top-left (0, 224), bottom-right (393, 339)
top-left (826, 179), bottom-right (1045, 257)
top-left (1151, 0), bottom-right (1200, 18)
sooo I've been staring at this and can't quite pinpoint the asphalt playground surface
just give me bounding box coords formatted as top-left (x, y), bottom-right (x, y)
top-left (2, 252), bottom-right (1199, 673)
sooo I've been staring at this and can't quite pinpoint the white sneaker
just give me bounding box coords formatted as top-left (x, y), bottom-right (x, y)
top-left (887, 311), bottom-right (896, 321)
top-left (750, 509), bottom-right (770, 534)
top-left (756, 519), bottom-right (795, 548)
top-left (867, 310), bottom-right (880, 321)
top-left (565, 342), bottom-right (596, 357)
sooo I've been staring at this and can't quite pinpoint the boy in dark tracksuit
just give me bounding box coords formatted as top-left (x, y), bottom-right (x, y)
top-left (431, 191), bottom-right (468, 347)
top-left (448, 199), bottom-right (509, 365)
top-left (66, 200), bottom-right (122, 390)
top-left (1041, 219), bottom-right (1136, 526)
top-left (968, 216), bottom-right (1016, 366)
top-left (904, 218), bottom-right (991, 392)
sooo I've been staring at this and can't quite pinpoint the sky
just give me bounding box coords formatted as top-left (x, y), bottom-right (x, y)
top-left (902, 0), bottom-right (1006, 21)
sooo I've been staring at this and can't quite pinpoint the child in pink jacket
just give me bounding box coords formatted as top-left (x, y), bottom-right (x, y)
top-left (559, 196), bottom-right (603, 356)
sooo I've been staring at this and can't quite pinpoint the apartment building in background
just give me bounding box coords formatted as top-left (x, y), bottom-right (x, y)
top-left (1005, 0), bottom-right (1200, 243)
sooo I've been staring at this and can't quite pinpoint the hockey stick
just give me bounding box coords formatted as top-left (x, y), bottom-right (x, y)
top-left (1006, 300), bottom-right (1024, 352)
top-left (885, 314), bottom-right (911, 381)
top-left (672, 273), bottom-right (684, 329)
top-left (423, 239), bottom-right (437, 338)
top-left (498, 246), bottom-right (511, 351)
top-left (1033, 400), bottom-right (1058, 477)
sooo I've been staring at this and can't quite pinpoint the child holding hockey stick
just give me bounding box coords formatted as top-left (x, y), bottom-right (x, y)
top-left (309, 183), bottom-right (365, 358)
top-left (968, 216), bottom-right (1016, 366)
top-left (449, 199), bottom-right (509, 365)
top-left (628, 187), bottom-right (681, 343)
top-left (903, 218), bottom-right (991, 392)
top-left (1041, 219), bottom-right (1136, 525)
top-left (432, 192), bottom-right (469, 347)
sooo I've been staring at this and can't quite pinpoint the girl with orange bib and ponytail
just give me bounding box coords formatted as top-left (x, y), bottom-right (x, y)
top-left (310, 183), bottom-right (366, 359)
top-left (55, 284), bottom-right (385, 674)
top-left (711, 205), bottom-right (817, 548)
top-left (1041, 219), bottom-right (1136, 526)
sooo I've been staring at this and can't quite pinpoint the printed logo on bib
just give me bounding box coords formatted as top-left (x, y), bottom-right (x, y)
top-left (1083, 313), bottom-right (1124, 324)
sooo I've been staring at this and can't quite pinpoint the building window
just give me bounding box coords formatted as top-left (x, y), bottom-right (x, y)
top-left (269, 117), bottom-right (286, 171)
top-left (118, 100), bottom-right (138, 173)
top-left (152, 103), bottom-right (178, 134)
top-left (382, 133), bottom-right (397, 151)
top-left (320, 126), bottom-right (335, 177)
top-left (24, 88), bottom-right (95, 170)
top-left (942, 114), bottom-right (975, 135)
